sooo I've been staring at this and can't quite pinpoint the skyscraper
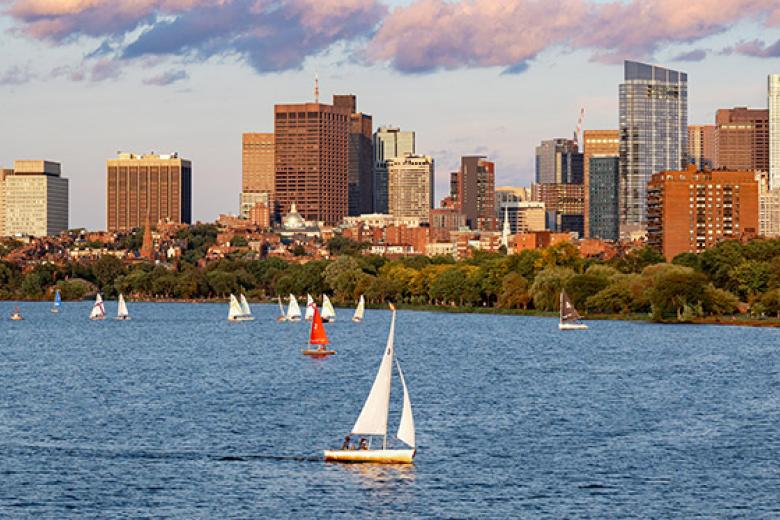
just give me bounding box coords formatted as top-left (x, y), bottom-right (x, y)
top-left (386, 154), bottom-right (434, 223)
top-left (688, 125), bottom-right (716, 170)
top-left (588, 156), bottom-right (620, 241)
top-left (374, 127), bottom-right (415, 213)
top-left (715, 108), bottom-right (768, 172)
top-left (620, 60), bottom-right (688, 237)
top-left (768, 74), bottom-right (780, 188)
top-left (2, 160), bottom-right (68, 237)
top-left (334, 95), bottom-right (374, 216)
top-left (452, 156), bottom-right (497, 230)
top-left (582, 130), bottom-right (619, 237)
top-left (535, 138), bottom-right (583, 184)
top-left (106, 153), bottom-right (192, 232)
top-left (274, 97), bottom-right (350, 225)
top-left (241, 132), bottom-right (274, 219)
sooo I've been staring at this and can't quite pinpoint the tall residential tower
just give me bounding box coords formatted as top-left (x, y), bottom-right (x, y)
top-left (373, 127), bottom-right (415, 213)
top-left (768, 74), bottom-right (780, 189)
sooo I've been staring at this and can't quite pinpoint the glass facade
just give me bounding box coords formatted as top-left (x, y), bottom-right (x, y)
top-left (769, 74), bottom-right (780, 189)
top-left (589, 157), bottom-right (620, 241)
top-left (619, 61), bottom-right (687, 236)
top-left (535, 138), bottom-right (582, 184)
top-left (373, 128), bottom-right (415, 214)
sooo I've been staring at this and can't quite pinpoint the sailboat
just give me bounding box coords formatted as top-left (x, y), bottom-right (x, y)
top-left (302, 304), bottom-right (336, 358)
top-left (239, 294), bottom-right (255, 321)
top-left (286, 294), bottom-right (302, 322)
top-left (276, 296), bottom-right (287, 322)
top-left (227, 294), bottom-right (245, 322)
top-left (559, 290), bottom-right (588, 330)
top-left (89, 294), bottom-right (106, 321)
top-left (352, 295), bottom-right (365, 323)
top-left (115, 293), bottom-right (131, 321)
top-left (305, 294), bottom-right (315, 321)
top-left (10, 305), bottom-right (23, 321)
top-left (324, 305), bottom-right (415, 464)
top-left (51, 289), bottom-right (62, 314)
top-left (321, 294), bottom-right (336, 323)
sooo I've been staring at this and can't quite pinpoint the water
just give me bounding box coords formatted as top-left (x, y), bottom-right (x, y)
top-left (1, 302), bottom-right (779, 518)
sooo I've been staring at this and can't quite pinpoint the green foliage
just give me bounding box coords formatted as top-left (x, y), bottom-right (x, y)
top-left (647, 267), bottom-right (708, 321)
top-left (529, 267), bottom-right (575, 311)
top-left (231, 235), bottom-right (248, 247)
top-left (565, 273), bottom-right (610, 312)
top-left (325, 256), bottom-right (363, 300)
top-left (56, 279), bottom-right (93, 300)
top-left (612, 246), bottom-right (665, 273)
top-left (497, 272), bottom-right (531, 309)
top-left (327, 236), bottom-right (368, 257)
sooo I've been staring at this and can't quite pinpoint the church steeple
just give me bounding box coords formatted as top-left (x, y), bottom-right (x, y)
top-left (501, 206), bottom-right (511, 249)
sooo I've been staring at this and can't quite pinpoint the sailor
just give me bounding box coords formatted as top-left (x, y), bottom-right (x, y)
top-left (358, 438), bottom-right (368, 450)
top-left (341, 435), bottom-right (352, 450)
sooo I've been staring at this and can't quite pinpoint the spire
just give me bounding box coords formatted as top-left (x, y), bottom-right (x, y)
top-left (314, 72), bottom-right (319, 103)
top-left (501, 206), bottom-right (511, 249)
top-left (141, 211), bottom-right (153, 259)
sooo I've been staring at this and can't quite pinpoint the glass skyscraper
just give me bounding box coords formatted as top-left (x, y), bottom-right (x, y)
top-left (769, 74), bottom-right (780, 190)
top-left (373, 127), bottom-right (415, 213)
top-left (589, 156), bottom-right (620, 241)
top-left (619, 60), bottom-right (687, 237)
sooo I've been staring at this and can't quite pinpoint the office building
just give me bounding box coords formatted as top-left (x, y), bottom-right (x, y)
top-left (647, 166), bottom-right (758, 260)
top-left (497, 201), bottom-right (546, 234)
top-left (688, 125), bottom-right (716, 170)
top-left (620, 60), bottom-right (688, 237)
top-left (535, 138), bottom-right (583, 184)
top-left (374, 127), bottom-right (415, 213)
top-left (334, 95), bottom-right (373, 216)
top-left (583, 130), bottom-right (619, 237)
top-left (241, 132), bottom-right (274, 219)
top-left (531, 183), bottom-right (585, 236)
top-left (757, 172), bottom-right (780, 238)
top-left (274, 97), bottom-right (350, 225)
top-left (770, 74), bottom-right (780, 189)
top-left (386, 154), bottom-right (434, 223)
top-left (3, 160), bottom-right (68, 237)
top-left (430, 208), bottom-right (467, 242)
top-left (495, 186), bottom-right (531, 208)
top-left (0, 168), bottom-right (12, 234)
top-left (715, 108), bottom-right (769, 172)
top-left (451, 156), bottom-right (497, 231)
top-left (588, 156), bottom-right (620, 241)
top-left (106, 153), bottom-right (192, 232)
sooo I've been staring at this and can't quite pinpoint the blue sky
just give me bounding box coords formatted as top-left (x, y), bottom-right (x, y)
top-left (1, 0), bottom-right (780, 229)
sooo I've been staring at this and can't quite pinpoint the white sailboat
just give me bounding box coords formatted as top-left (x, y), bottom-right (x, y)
top-left (51, 289), bottom-right (62, 314)
top-left (286, 294), bottom-right (302, 322)
top-left (276, 296), bottom-right (287, 322)
top-left (324, 305), bottom-right (416, 464)
top-left (227, 294), bottom-right (244, 322)
top-left (239, 294), bottom-right (255, 321)
top-left (90, 294), bottom-right (106, 321)
top-left (115, 293), bottom-right (131, 321)
top-left (305, 294), bottom-right (315, 321)
top-left (559, 290), bottom-right (588, 330)
top-left (321, 294), bottom-right (336, 323)
top-left (352, 295), bottom-right (365, 323)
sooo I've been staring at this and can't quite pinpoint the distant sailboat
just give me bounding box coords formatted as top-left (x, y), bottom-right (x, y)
top-left (239, 294), bottom-right (255, 321)
top-left (287, 294), bottom-right (302, 322)
top-left (559, 290), bottom-right (588, 330)
top-left (352, 295), bottom-right (365, 323)
top-left (324, 305), bottom-right (415, 464)
top-left (90, 294), bottom-right (106, 321)
top-left (10, 305), bottom-right (23, 321)
top-left (305, 294), bottom-right (315, 321)
top-left (51, 289), bottom-right (61, 314)
top-left (115, 293), bottom-right (130, 321)
top-left (227, 294), bottom-right (244, 322)
top-left (276, 296), bottom-right (287, 322)
top-left (302, 304), bottom-right (336, 358)
top-left (321, 294), bottom-right (336, 323)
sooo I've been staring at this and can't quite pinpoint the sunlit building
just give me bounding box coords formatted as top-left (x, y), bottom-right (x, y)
top-left (583, 130), bottom-right (619, 237)
top-left (386, 154), bottom-right (434, 223)
top-left (241, 132), bottom-right (274, 219)
top-left (374, 127), bottom-right (415, 213)
top-left (2, 160), bottom-right (68, 237)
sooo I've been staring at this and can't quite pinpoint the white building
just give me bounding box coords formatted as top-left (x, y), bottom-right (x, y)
top-left (387, 154), bottom-right (434, 223)
top-left (2, 160), bottom-right (68, 237)
top-left (373, 127), bottom-right (415, 213)
top-left (497, 200), bottom-right (546, 234)
top-left (769, 74), bottom-right (780, 190)
top-left (758, 172), bottom-right (780, 238)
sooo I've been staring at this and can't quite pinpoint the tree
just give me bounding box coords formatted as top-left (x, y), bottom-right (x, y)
top-left (729, 260), bottom-right (771, 300)
top-left (757, 288), bottom-right (780, 318)
top-left (207, 270), bottom-right (238, 297)
top-left (529, 267), bottom-right (575, 311)
top-left (429, 268), bottom-right (468, 305)
top-left (326, 236), bottom-right (368, 256)
top-left (231, 235), bottom-right (248, 247)
top-left (703, 286), bottom-right (739, 316)
top-left (534, 242), bottom-right (581, 270)
top-left (92, 255), bottom-right (126, 294)
top-left (565, 273), bottom-right (610, 312)
top-left (672, 252), bottom-right (701, 270)
top-left (614, 246), bottom-right (665, 273)
top-left (497, 272), bottom-right (531, 309)
top-left (648, 268), bottom-right (708, 321)
top-left (324, 256), bottom-right (363, 301)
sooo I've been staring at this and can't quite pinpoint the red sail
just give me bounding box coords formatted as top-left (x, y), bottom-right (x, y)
top-left (309, 305), bottom-right (329, 345)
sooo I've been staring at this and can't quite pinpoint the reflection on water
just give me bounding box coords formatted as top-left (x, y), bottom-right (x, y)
top-left (339, 462), bottom-right (417, 490)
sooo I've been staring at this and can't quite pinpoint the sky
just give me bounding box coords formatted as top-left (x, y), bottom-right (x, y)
top-left (1, 0), bottom-right (780, 230)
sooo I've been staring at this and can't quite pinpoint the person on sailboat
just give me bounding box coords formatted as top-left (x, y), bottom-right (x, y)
top-left (358, 438), bottom-right (368, 450)
top-left (341, 436), bottom-right (352, 450)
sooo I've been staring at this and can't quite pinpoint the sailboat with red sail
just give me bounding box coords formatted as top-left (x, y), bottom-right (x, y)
top-left (302, 304), bottom-right (336, 358)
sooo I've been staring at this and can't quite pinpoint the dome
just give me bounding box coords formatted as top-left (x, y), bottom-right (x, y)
top-left (283, 202), bottom-right (306, 230)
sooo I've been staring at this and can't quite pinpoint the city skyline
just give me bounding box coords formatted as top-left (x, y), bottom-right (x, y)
top-left (2, 2), bottom-right (780, 229)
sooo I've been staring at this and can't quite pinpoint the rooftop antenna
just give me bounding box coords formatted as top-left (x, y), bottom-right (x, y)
top-left (314, 71), bottom-right (319, 104)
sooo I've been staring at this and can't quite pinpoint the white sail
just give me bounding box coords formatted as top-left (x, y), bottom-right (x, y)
top-left (351, 311), bottom-right (396, 437)
top-left (395, 360), bottom-right (415, 448)
top-left (117, 294), bottom-right (129, 318)
top-left (287, 294), bottom-right (302, 320)
top-left (322, 294), bottom-right (336, 321)
top-left (278, 296), bottom-right (285, 317)
top-left (239, 294), bottom-right (252, 316)
top-left (353, 295), bottom-right (365, 321)
top-left (90, 294), bottom-right (105, 319)
top-left (305, 294), bottom-right (315, 320)
top-left (228, 294), bottom-right (243, 320)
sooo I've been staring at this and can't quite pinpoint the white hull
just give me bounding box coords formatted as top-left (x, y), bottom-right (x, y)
top-left (89, 316), bottom-right (105, 321)
top-left (559, 322), bottom-right (588, 330)
top-left (115, 316), bottom-right (131, 321)
top-left (323, 448), bottom-right (415, 464)
top-left (228, 316), bottom-right (254, 322)
top-left (287, 316), bottom-right (302, 322)
top-left (51, 308), bottom-right (59, 314)
top-left (352, 317), bottom-right (362, 323)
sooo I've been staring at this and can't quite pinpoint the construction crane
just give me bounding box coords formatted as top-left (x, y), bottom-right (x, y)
top-left (573, 107), bottom-right (585, 149)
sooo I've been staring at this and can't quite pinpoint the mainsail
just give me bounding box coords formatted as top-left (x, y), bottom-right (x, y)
top-left (228, 294), bottom-right (243, 320)
top-left (309, 305), bottom-right (329, 346)
top-left (396, 360), bottom-right (415, 448)
top-left (278, 296), bottom-right (286, 317)
top-left (353, 295), bottom-right (365, 322)
top-left (322, 294), bottom-right (336, 321)
top-left (90, 294), bottom-right (106, 319)
top-left (54, 290), bottom-right (61, 308)
top-left (560, 290), bottom-right (581, 323)
top-left (239, 294), bottom-right (252, 316)
top-left (287, 294), bottom-right (302, 320)
top-left (305, 294), bottom-right (315, 321)
top-left (117, 294), bottom-right (129, 318)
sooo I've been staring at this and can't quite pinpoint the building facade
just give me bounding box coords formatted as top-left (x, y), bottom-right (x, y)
top-left (106, 153), bottom-right (192, 232)
top-left (688, 125), bottom-right (716, 170)
top-left (620, 60), bottom-right (688, 238)
top-left (274, 98), bottom-right (350, 226)
top-left (386, 154), bottom-right (434, 223)
top-left (373, 127), bottom-right (415, 214)
top-left (241, 132), bottom-right (275, 219)
top-left (769, 74), bottom-right (780, 189)
top-left (3, 160), bottom-right (68, 237)
top-left (334, 95), bottom-right (374, 216)
top-left (647, 166), bottom-right (758, 260)
top-left (535, 138), bottom-right (583, 184)
top-left (588, 156), bottom-right (620, 241)
top-left (497, 201), bottom-right (546, 234)
top-left (757, 171), bottom-right (780, 238)
top-left (715, 108), bottom-right (769, 172)
top-left (531, 182), bottom-right (585, 237)
top-left (452, 156), bottom-right (497, 231)
top-left (582, 130), bottom-right (619, 238)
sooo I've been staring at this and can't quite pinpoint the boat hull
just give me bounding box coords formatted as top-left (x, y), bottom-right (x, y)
top-left (115, 316), bottom-right (131, 321)
top-left (323, 449), bottom-right (414, 464)
top-left (89, 317), bottom-right (105, 321)
top-left (559, 322), bottom-right (588, 330)
top-left (302, 349), bottom-right (336, 358)
top-left (228, 316), bottom-right (254, 322)
top-left (10, 315), bottom-right (23, 321)
top-left (352, 317), bottom-right (362, 323)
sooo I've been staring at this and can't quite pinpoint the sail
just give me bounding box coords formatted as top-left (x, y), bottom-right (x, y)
top-left (239, 294), bottom-right (252, 316)
top-left (395, 360), bottom-right (415, 448)
top-left (560, 290), bottom-right (581, 322)
top-left (54, 290), bottom-right (61, 308)
top-left (117, 294), bottom-right (129, 318)
top-left (322, 294), bottom-right (336, 320)
top-left (305, 294), bottom-right (315, 320)
top-left (351, 311), bottom-right (396, 437)
top-left (90, 294), bottom-right (105, 319)
top-left (309, 305), bottom-right (329, 345)
top-left (353, 295), bottom-right (365, 321)
top-left (287, 294), bottom-right (302, 319)
top-left (228, 294), bottom-right (243, 319)
top-left (278, 296), bottom-right (285, 317)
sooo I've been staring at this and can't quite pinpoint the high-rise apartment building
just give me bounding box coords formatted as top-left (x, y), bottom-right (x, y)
top-left (0, 168), bottom-right (12, 235)
top-left (620, 60), bottom-right (688, 238)
top-left (588, 156), bottom-right (620, 241)
top-left (757, 172), bottom-right (780, 238)
top-left (582, 130), bottom-right (619, 237)
top-left (452, 156), bottom-right (497, 230)
top-left (647, 166), bottom-right (758, 260)
top-left (715, 108), bottom-right (769, 172)
top-left (374, 127), bottom-right (415, 213)
top-left (2, 161), bottom-right (68, 237)
top-left (531, 183), bottom-right (585, 236)
top-left (535, 138), bottom-right (583, 184)
top-left (241, 132), bottom-right (274, 219)
top-left (274, 97), bottom-right (350, 225)
top-left (386, 154), bottom-right (434, 223)
top-left (334, 95), bottom-right (374, 216)
top-left (106, 152), bottom-right (192, 232)
top-left (769, 74), bottom-right (780, 189)
top-left (688, 125), bottom-right (716, 170)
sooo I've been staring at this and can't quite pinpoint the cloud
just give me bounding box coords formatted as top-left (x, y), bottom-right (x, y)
top-left (501, 62), bottom-right (530, 75)
top-left (143, 68), bottom-right (188, 85)
top-left (0, 64), bottom-right (36, 85)
top-left (731, 38), bottom-right (780, 58)
top-left (672, 49), bottom-right (708, 62)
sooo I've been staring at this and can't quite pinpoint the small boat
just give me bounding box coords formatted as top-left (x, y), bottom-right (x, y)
top-left (51, 289), bottom-right (62, 314)
top-left (239, 294), bottom-right (255, 321)
top-left (324, 305), bottom-right (416, 464)
top-left (10, 305), bottom-right (23, 321)
top-left (286, 294), bottom-right (302, 322)
top-left (302, 304), bottom-right (336, 357)
top-left (352, 295), bottom-right (365, 323)
top-left (115, 293), bottom-right (131, 321)
top-left (90, 294), bottom-right (106, 321)
top-left (305, 294), bottom-right (315, 321)
top-left (276, 295), bottom-right (287, 322)
top-left (227, 294), bottom-right (248, 322)
top-left (321, 294), bottom-right (336, 323)
top-left (559, 290), bottom-right (588, 330)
